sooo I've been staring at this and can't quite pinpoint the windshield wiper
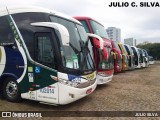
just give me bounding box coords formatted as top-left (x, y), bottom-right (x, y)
top-left (80, 44), bottom-right (94, 73)
top-left (70, 40), bottom-right (94, 74)
top-left (69, 43), bottom-right (81, 54)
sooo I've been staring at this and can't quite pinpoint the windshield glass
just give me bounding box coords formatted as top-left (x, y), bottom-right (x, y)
top-left (138, 49), bottom-right (142, 55)
top-left (97, 46), bottom-right (114, 70)
top-left (50, 16), bottom-right (94, 72)
top-left (138, 49), bottom-right (143, 63)
top-left (124, 45), bottom-right (130, 55)
top-left (128, 46), bottom-right (134, 55)
top-left (131, 47), bottom-right (137, 56)
top-left (122, 44), bottom-right (128, 54)
top-left (79, 20), bottom-right (90, 33)
top-left (143, 50), bottom-right (148, 57)
top-left (89, 20), bottom-right (108, 39)
top-left (76, 24), bottom-right (88, 43)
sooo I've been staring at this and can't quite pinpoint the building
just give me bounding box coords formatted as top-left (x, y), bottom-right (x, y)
top-left (124, 38), bottom-right (136, 46)
top-left (106, 27), bottom-right (121, 42)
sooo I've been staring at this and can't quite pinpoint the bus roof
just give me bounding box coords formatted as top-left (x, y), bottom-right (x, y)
top-left (73, 16), bottom-right (104, 27)
top-left (0, 6), bottom-right (81, 25)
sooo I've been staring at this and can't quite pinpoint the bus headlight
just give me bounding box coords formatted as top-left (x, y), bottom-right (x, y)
top-left (50, 75), bottom-right (80, 88)
top-left (97, 72), bottom-right (110, 77)
top-left (58, 78), bottom-right (80, 88)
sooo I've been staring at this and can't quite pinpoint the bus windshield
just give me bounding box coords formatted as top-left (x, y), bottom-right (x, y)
top-left (89, 20), bottom-right (108, 39)
top-left (50, 16), bottom-right (94, 73)
top-left (128, 46), bottom-right (134, 55)
top-left (138, 49), bottom-right (143, 63)
top-left (122, 44), bottom-right (128, 54)
top-left (89, 19), bottom-right (114, 70)
top-left (143, 50), bottom-right (148, 57)
top-left (97, 46), bottom-right (114, 70)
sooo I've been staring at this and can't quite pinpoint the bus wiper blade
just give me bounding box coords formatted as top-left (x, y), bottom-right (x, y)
top-left (69, 43), bottom-right (81, 54)
top-left (80, 46), bottom-right (94, 73)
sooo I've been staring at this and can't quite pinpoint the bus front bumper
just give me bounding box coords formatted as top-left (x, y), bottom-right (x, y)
top-left (96, 74), bottom-right (113, 85)
top-left (58, 79), bottom-right (97, 105)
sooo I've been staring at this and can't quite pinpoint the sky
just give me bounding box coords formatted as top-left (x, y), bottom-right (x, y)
top-left (0, 0), bottom-right (160, 44)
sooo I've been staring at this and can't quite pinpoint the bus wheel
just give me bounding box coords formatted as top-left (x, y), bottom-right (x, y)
top-left (3, 78), bottom-right (21, 102)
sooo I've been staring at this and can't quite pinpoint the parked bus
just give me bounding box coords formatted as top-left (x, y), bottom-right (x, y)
top-left (111, 40), bottom-right (122, 73)
top-left (142, 49), bottom-right (149, 67)
top-left (118, 42), bottom-right (128, 71)
top-left (124, 44), bottom-right (135, 70)
top-left (74, 16), bottom-right (115, 84)
top-left (0, 6), bottom-right (103, 105)
top-left (149, 56), bottom-right (155, 65)
top-left (137, 48), bottom-right (146, 68)
top-left (131, 46), bottom-right (141, 68)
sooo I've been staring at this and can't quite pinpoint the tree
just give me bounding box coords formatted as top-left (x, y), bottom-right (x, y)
top-left (137, 42), bottom-right (160, 60)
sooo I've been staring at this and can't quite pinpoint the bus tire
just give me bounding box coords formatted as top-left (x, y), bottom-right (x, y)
top-left (3, 78), bottom-right (21, 102)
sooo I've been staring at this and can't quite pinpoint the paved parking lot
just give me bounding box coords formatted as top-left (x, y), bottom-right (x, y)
top-left (0, 62), bottom-right (160, 119)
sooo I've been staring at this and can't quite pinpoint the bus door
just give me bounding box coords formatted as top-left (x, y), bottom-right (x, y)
top-left (31, 32), bottom-right (59, 103)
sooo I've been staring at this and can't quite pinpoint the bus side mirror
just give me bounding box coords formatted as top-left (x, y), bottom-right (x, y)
top-left (122, 54), bottom-right (125, 60)
top-left (31, 22), bottom-right (69, 46)
top-left (102, 47), bottom-right (108, 60)
top-left (87, 33), bottom-right (108, 60)
top-left (87, 33), bottom-right (103, 50)
top-left (112, 48), bottom-right (121, 59)
top-left (113, 53), bottom-right (117, 60)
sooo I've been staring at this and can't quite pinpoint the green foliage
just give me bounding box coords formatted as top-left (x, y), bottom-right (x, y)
top-left (137, 42), bottom-right (160, 60)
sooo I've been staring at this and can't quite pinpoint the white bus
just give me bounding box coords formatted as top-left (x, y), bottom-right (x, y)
top-left (0, 6), bottom-right (103, 105)
top-left (124, 44), bottom-right (135, 70)
top-left (142, 49), bottom-right (149, 67)
top-left (149, 56), bottom-right (155, 65)
top-left (131, 46), bottom-right (141, 68)
top-left (137, 48), bottom-right (148, 68)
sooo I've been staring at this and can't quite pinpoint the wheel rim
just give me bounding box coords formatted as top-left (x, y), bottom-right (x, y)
top-left (6, 81), bottom-right (18, 98)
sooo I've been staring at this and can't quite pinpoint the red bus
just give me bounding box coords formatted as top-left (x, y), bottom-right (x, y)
top-left (74, 17), bottom-right (116, 84)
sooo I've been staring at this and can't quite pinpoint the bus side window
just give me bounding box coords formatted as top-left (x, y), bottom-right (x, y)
top-left (0, 16), bottom-right (15, 46)
top-left (35, 33), bottom-right (55, 68)
top-left (79, 20), bottom-right (90, 33)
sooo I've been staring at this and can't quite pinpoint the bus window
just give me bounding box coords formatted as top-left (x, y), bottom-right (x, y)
top-left (0, 16), bottom-right (15, 46)
top-left (35, 33), bottom-right (55, 68)
top-left (79, 20), bottom-right (90, 33)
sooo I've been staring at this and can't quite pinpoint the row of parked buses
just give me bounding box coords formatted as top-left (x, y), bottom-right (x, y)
top-left (73, 17), bottom-right (151, 71)
top-left (0, 6), bottom-right (154, 105)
